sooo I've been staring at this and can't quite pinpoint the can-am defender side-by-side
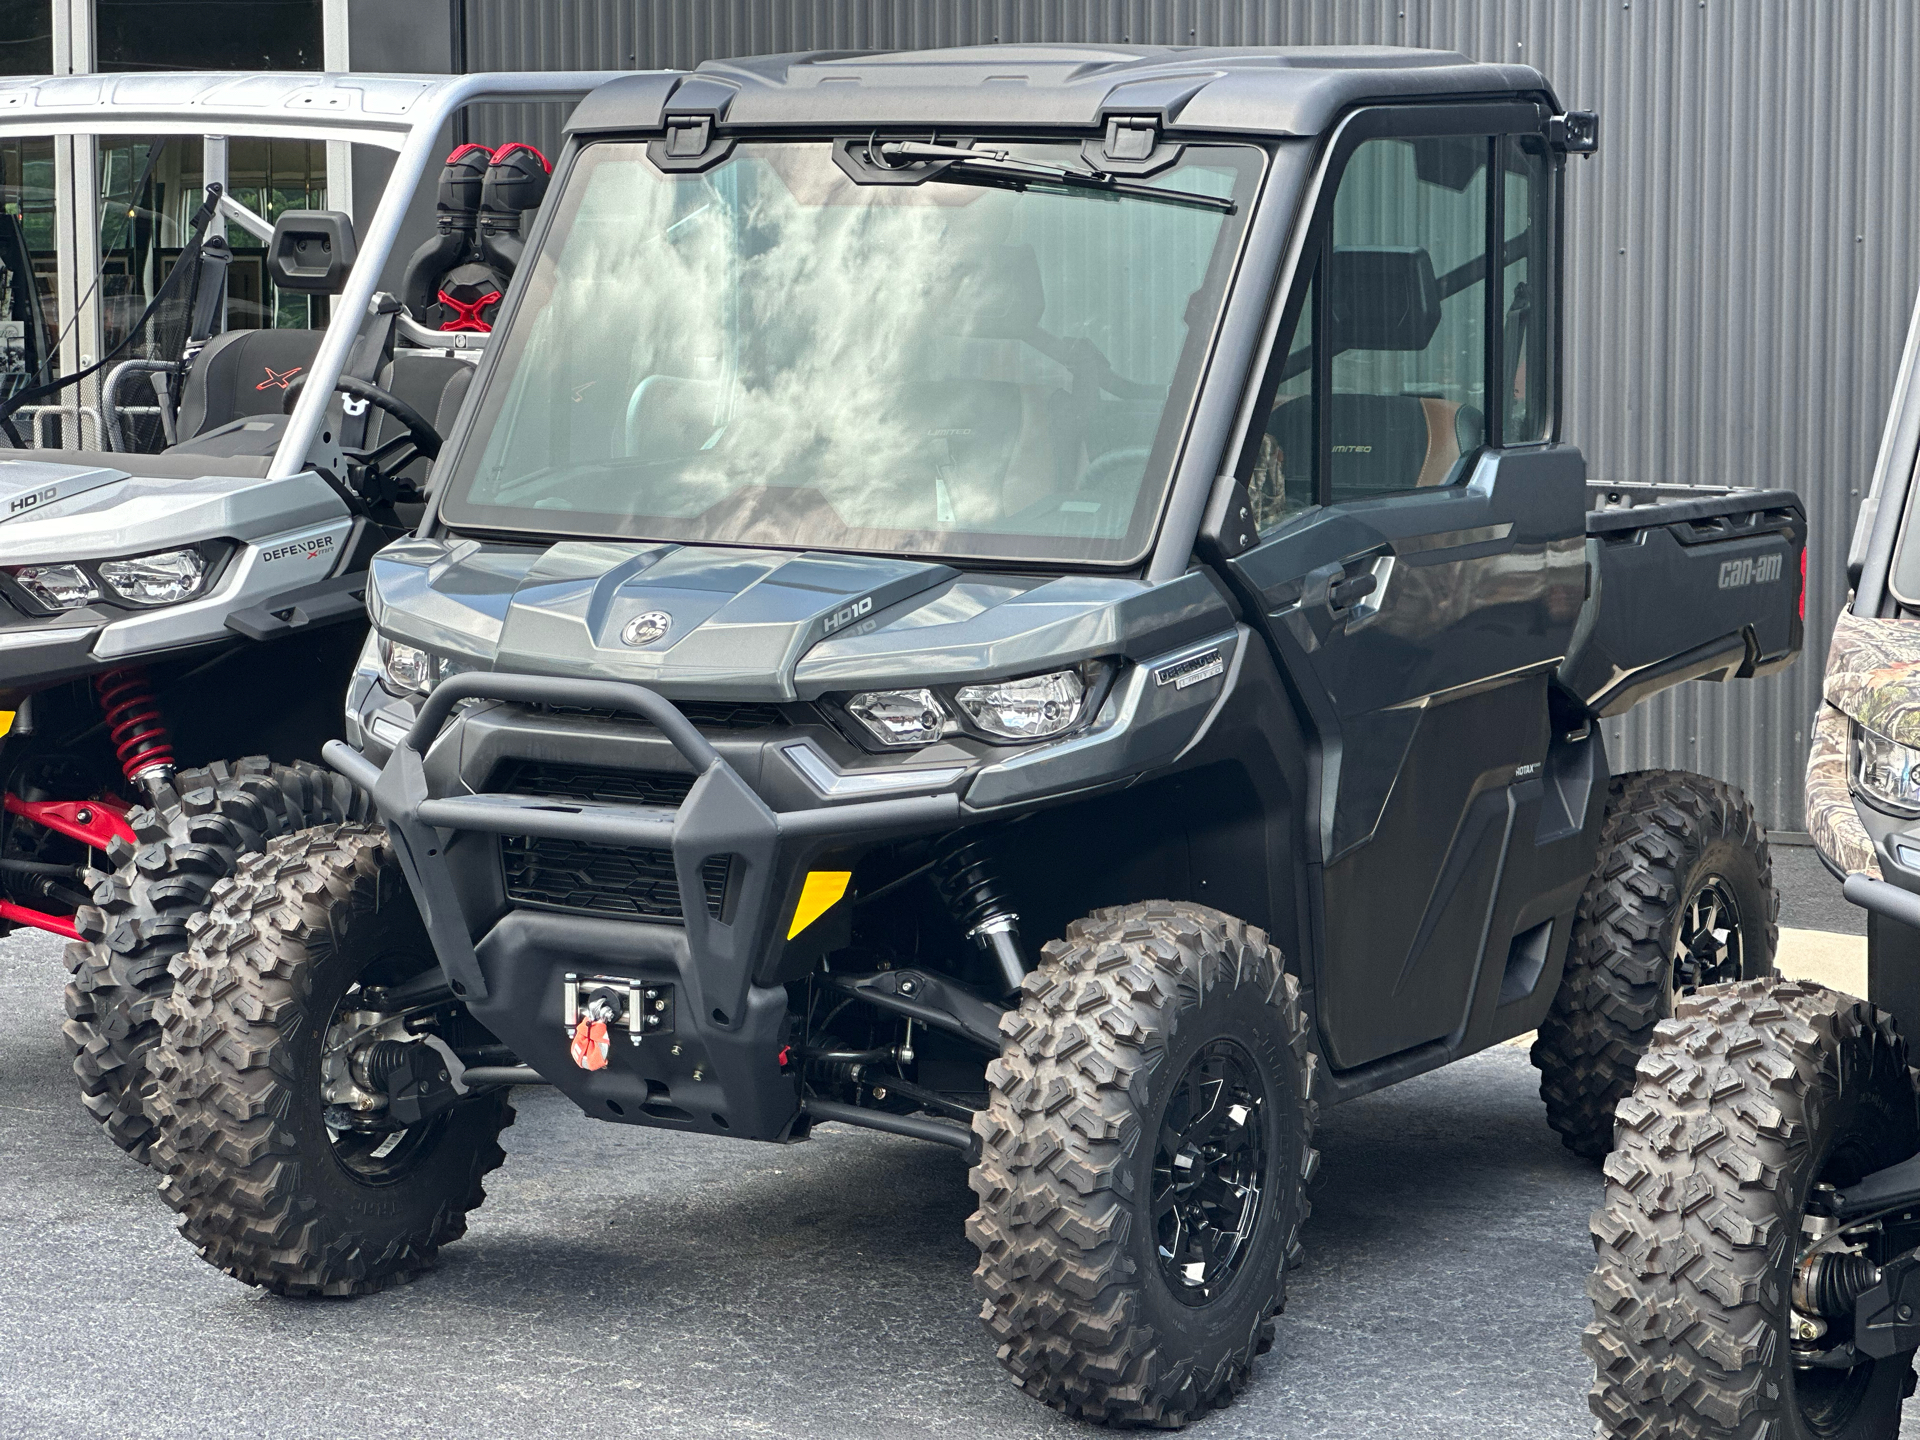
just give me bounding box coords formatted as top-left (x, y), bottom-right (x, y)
top-left (144, 48), bottom-right (1802, 1424)
top-left (1585, 284), bottom-right (1920, 1439)
top-left (0, 71), bottom-right (621, 1158)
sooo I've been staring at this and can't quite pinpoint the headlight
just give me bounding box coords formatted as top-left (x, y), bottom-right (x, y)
top-left (379, 636), bottom-right (434, 694)
top-left (5, 544), bottom-right (222, 613)
top-left (10, 562), bottom-right (99, 611)
top-left (845, 688), bottom-right (950, 748)
top-left (1853, 722), bottom-right (1920, 814)
top-left (96, 547), bottom-right (208, 606)
top-left (375, 635), bottom-right (480, 696)
top-left (955, 669), bottom-right (1087, 741)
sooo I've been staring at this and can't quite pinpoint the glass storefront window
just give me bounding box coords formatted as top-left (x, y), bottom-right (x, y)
top-left (95, 0), bottom-right (320, 71)
top-left (0, 1), bottom-right (52, 77)
top-left (96, 136), bottom-right (205, 357)
top-left (0, 136), bottom-right (55, 399)
top-left (225, 137), bottom-right (328, 329)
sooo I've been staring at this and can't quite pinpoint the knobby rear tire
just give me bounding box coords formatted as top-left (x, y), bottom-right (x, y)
top-left (1533, 769), bottom-right (1777, 1159)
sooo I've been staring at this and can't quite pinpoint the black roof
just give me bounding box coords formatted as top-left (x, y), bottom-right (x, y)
top-left (566, 44), bottom-right (1555, 139)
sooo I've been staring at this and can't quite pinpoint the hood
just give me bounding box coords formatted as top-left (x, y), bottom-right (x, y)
top-left (1823, 607), bottom-right (1920, 746)
top-left (371, 538), bottom-right (959, 699)
top-left (368, 537), bottom-right (1220, 701)
top-left (0, 456), bottom-right (132, 526)
top-left (0, 454), bottom-right (346, 564)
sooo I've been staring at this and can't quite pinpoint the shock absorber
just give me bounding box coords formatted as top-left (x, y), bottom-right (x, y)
top-left (931, 836), bottom-right (1029, 996)
top-left (94, 667), bottom-right (175, 792)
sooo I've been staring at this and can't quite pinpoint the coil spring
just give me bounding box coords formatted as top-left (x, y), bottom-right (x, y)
top-left (930, 836), bottom-right (1014, 933)
top-left (94, 667), bottom-right (175, 782)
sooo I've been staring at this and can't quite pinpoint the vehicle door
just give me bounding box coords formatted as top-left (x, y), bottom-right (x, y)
top-left (1223, 106), bottom-right (1588, 1068)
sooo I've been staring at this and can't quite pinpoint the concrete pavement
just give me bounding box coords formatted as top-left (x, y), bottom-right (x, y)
top-left (0, 841), bottom-right (1908, 1439)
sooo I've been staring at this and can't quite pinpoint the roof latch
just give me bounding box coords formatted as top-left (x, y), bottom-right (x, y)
top-left (649, 111), bottom-right (735, 173)
top-left (664, 114), bottom-right (711, 158)
top-left (1103, 116), bottom-right (1159, 163)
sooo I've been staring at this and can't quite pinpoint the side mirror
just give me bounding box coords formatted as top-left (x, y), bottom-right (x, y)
top-left (267, 210), bottom-right (357, 294)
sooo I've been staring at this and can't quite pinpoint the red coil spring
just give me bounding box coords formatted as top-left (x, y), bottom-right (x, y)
top-left (95, 667), bottom-right (175, 782)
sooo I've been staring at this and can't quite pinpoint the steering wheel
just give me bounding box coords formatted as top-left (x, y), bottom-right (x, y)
top-left (1077, 446), bottom-right (1153, 498)
top-left (283, 374), bottom-right (443, 493)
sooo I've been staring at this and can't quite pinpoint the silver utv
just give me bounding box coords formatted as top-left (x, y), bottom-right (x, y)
top-left (0, 69), bottom-right (623, 1158)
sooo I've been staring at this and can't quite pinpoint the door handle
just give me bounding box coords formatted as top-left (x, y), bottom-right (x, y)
top-left (1328, 572), bottom-right (1378, 609)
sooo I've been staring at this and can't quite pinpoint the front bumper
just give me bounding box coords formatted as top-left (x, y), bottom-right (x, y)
top-left (324, 672), bottom-right (963, 1142)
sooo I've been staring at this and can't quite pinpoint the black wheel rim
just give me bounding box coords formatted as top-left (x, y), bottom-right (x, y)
top-left (1671, 875), bottom-right (1743, 994)
top-left (1151, 1038), bottom-right (1271, 1308)
top-left (320, 980), bottom-right (449, 1186)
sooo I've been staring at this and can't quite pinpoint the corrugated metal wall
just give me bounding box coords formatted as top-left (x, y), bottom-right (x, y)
top-left (464, 1), bottom-right (1920, 835)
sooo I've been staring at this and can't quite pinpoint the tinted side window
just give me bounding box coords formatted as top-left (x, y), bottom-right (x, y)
top-left (1326, 136), bottom-right (1489, 501)
top-left (1249, 270), bottom-right (1314, 532)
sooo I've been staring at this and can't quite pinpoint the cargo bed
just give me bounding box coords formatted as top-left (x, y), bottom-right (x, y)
top-left (1561, 481), bottom-right (1806, 716)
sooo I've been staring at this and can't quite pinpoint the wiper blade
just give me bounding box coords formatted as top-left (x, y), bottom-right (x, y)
top-left (874, 141), bottom-right (1235, 214)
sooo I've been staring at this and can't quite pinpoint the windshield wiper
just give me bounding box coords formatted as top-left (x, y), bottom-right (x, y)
top-left (874, 141), bottom-right (1236, 214)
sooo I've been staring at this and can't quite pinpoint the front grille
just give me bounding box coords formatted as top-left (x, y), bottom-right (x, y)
top-left (525, 700), bottom-right (787, 730)
top-left (501, 835), bottom-right (729, 920)
top-left (497, 760), bottom-right (695, 807)
top-left (494, 760), bottom-right (726, 921)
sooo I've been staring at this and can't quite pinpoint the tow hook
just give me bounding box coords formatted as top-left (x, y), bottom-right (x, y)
top-left (564, 973), bottom-right (675, 1071)
top-left (571, 992), bottom-right (620, 1072)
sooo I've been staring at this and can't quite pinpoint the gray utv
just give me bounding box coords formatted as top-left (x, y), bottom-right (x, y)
top-left (145, 46), bottom-right (1803, 1425)
top-left (0, 71), bottom-right (615, 1158)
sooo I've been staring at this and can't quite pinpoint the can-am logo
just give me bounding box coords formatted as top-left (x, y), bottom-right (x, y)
top-left (622, 610), bottom-right (672, 646)
top-left (8, 485), bottom-right (56, 515)
top-left (260, 533), bottom-right (337, 564)
top-left (1717, 554), bottom-right (1783, 590)
top-left (823, 595), bottom-right (874, 635)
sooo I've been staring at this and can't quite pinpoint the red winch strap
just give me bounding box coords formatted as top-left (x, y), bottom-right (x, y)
top-left (570, 1018), bottom-right (610, 1072)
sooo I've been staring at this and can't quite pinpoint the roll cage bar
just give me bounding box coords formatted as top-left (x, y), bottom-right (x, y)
top-left (0, 69), bottom-right (634, 476)
top-left (1850, 277), bottom-right (1920, 616)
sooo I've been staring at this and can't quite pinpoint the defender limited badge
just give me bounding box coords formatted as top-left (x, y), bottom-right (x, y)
top-left (622, 610), bottom-right (672, 646)
top-left (1155, 648), bottom-right (1226, 690)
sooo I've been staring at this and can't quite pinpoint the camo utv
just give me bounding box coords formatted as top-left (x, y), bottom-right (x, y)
top-left (1585, 246), bottom-right (1920, 1439)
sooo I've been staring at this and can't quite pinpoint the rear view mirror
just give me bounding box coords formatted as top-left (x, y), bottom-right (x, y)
top-left (1329, 246), bottom-right (1442, 353)
top-left (267, 210), bottom-right (357, 294)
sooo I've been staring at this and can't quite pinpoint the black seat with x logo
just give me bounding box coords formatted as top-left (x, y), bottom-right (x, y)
top-left (171, 327), bottom-right (327, 441)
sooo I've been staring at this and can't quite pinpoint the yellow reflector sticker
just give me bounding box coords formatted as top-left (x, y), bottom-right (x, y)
top-left (787, 870), bottom-right (852, 940)
top-left (0, 711), bottom-right (11, 738)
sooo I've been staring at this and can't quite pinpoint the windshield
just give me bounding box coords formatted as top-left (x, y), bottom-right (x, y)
top-left (437, 139), bottom-right (1263, 565)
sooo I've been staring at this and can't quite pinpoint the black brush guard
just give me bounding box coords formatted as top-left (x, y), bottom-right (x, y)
top-left (323, 673), bottom-right (962, 1140)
